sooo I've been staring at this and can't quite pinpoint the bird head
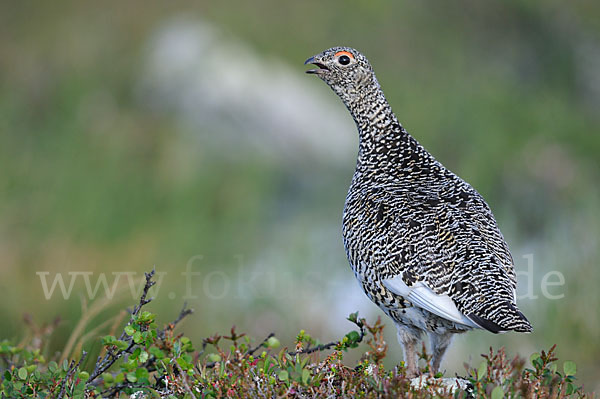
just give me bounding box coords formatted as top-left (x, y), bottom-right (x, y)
top-left (305, 47), bottom-right (379, 106)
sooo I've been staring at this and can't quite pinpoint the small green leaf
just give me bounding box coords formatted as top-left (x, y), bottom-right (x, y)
top-left (102, 335), bottom-right (116, 345)
top-left (266, 337), bottom-right (280, 349)
top-left (301, 368), bottom-right (310, 385)
top-left (563, 360), bottom-right (577, 376)
top-left (566, 383), bottom-right (575, 395)
top-left (344, 330), bottom-right (361, 348)
top-left (114, 372), bottom-right (125, 383)
top-left (114, 340), bottom-right (129, 351)
top-left (78, 371), bottom-right (89, 380)
top-left (530, 352), bottom-right (540, 362)
top-left (139, 350), bottom-right (149, 363)
top-left (477, 361), bottom-right (487, 380)
top-left (347, 312), bottom-right (359, 323)
top-left (491, 386), bottom-right (504, 399)
top-left (278, 370), bottom-right (289, 381)
top-left (136, 367), bottom-right (149, 380)
top-left (133, 331), bottom-right (143, 343)
top-left (73, 381), bottom-right (86, 398)
top-left (346, 330), bottom-right (360, 342)
top-left (126, 372), bottom-right (137, 383)
top-left (139, 311), bottom-right (155, 322)
top-left (177, 355), bottom-right (193, 371)
top-left (102, 373), bottom-right (114, 384)
top-left (18, 367), bottom-right (27, 380)
top-left (124, 325), bottom-right (136, 336)
top-left (149, 346), bottom-right (165, 359)
top-left (48, 361), bottom-right (58, 373)
top-left (207, 353), bottom-right (221, 363)
top-left (132, 347), bottom-right (142, 359)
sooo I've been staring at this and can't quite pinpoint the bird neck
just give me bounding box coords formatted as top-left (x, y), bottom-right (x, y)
top-left (343, 82), bottom-right (407, 160)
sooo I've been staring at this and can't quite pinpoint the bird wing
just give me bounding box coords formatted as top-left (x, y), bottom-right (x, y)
top-left (380, 181), bottom-right (528, 331)
top-left (382, 275), bottom-right (480, 328)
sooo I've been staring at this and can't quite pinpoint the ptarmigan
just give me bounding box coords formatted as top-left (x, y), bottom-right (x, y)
top-left (305, 47), bottom-right (532, 377)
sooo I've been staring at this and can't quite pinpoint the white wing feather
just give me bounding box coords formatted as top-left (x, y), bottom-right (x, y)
top-left (382, 275), bottom-right (480, 329)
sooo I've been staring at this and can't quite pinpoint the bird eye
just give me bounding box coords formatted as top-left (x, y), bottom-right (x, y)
top-left (334, 51), bottom-right (354, 66)
top-left (338, 55), bottom-right (351, 65)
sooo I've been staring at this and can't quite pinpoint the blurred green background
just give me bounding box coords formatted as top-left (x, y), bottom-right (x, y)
top-left (1, 0), bottom-right (599, 390)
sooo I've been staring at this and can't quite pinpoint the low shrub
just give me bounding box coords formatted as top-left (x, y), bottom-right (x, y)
top-left (0, 271), bottom-right (592, 398)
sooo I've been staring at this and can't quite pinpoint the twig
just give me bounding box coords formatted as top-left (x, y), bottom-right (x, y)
top-left (98, 310), bottom-right (128, 361)
top-left (56, 351), bottom-right (87, 399)
top-left (246, 333), bottom-right (275, 357)
top-left (289, 317), bottom-right (366, 355)
top-left (291, 341), bottom-right (340, 355)
top-left (200, 332), bottom-right (275, 370)
top-left (175, 360), bottom-right (196, 398)
top-left (88, 274), bottom-right (194, 397)
top-left (201, 317), bottom-right (366, 370)
top-left (171, 302), bottom-right (194, 326)
top-left (130, 269), bottom-right (156, 315)
top-left (60, 295), bottom-right (117, 365)
top-left (158, 302), bottom-right (193, 340)
top-left (72, 314), bottom-right (125, 360)
top-left (87, 269), bottom-right (156, 384)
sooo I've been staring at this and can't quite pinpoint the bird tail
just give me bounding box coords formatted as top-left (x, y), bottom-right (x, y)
top-left (467, 302), bottom-right (533, 334)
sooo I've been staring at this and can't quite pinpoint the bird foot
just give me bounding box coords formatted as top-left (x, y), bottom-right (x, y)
top-left (409, 376), bottom-right (473, 396)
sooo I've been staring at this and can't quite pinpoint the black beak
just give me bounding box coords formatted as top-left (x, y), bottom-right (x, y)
top-left (305, 56), bottom-right (329, 74)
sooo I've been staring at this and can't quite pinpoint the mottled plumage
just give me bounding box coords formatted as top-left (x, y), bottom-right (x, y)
top-left (305, 47), bottom-right (532, 376)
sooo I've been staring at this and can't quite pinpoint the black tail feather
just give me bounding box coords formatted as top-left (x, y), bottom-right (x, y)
top-left (468, 302), bottom-right (533, 334)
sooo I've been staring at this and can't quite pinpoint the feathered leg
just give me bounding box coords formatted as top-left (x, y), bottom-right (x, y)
top-left (429, 331), bottom-right (454, 374)
top-left (396, 325), bottom-right (421, 377)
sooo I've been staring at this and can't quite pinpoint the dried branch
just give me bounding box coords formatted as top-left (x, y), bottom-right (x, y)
top-left (158, 302), bottom-right (193, 341)
top-left (246, 332), bottom-right (275, 357)
top-left (171, 302), bottom-right (194, 327)
top-left (201, 316), bottom-right (366, 370)
top-left (175, 360), bottom-right (196, 398)
top-left (86, 269), bottom-right (156, 384)
top-left (289, 316), bottom-right (366, 356)
top-left (56, 351), bottom-right (87, 399)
